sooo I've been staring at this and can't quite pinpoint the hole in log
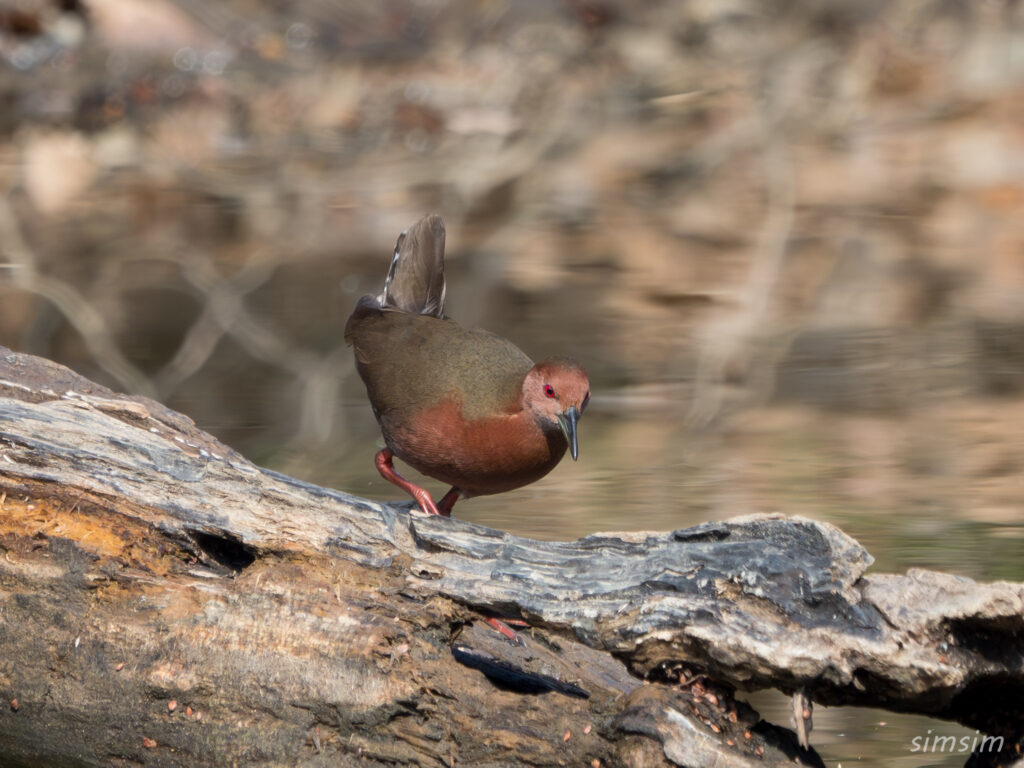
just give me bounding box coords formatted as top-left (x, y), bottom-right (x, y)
top-left (947, 616), bottom-right (1024, 665)
top-left (189, 530), bottom-right (257, 572)
top-left (950, 674), bottom-right (1024, 733)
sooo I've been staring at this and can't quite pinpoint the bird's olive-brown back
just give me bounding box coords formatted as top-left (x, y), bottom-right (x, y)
top-left (345, 297), bottom-right (534, 425)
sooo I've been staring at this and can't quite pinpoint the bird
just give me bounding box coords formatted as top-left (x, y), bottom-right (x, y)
top-left (345, 213), bottom-right (590, 517)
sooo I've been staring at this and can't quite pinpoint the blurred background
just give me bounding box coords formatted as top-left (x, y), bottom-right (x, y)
top-left (1, 1), bottom-right (1023, 763)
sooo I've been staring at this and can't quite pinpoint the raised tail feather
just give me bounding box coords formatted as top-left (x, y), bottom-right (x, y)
top-left (378, 214), bottom-right (446, 318)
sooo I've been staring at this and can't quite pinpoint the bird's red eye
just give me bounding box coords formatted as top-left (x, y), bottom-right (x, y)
top-left (544, 384), bottom-right (555, 398)
top-left (581, 392), bottom-right (590, 412)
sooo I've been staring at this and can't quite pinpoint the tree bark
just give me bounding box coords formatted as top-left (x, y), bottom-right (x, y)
top-left (0, 346), bottom-right (1022, 767)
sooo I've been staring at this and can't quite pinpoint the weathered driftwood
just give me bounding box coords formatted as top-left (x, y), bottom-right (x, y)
top-left (1, 346), bottom-right (1022, 768)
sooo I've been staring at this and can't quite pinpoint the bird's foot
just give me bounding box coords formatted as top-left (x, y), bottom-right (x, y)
top-left (409, 487), bottom-right (442, 516)
top-left (486, 617), bottom-right (529, 646)
top-left (375, 448), bottom-right (447, 516)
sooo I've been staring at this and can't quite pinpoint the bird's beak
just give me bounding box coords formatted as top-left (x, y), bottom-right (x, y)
top-left (557, 406), bottom-right (580, 461)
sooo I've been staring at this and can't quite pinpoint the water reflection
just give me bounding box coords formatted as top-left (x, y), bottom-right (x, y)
top-left (750, 693), bottom-right (986, 768)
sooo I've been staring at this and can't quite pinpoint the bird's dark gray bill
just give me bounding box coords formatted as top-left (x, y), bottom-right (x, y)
top-left (558, 406), bottom-right (580, 461)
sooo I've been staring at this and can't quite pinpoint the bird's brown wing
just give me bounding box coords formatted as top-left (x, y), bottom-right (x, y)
top-left (345, 302), bottom-right (533, 423)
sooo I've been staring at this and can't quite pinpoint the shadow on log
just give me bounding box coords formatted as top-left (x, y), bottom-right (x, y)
top-left (1, 346), bottom-right (1022, 767)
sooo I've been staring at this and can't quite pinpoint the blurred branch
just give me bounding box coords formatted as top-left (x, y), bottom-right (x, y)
top-left (0, 199), bottom-right (353, 448)
top-left (687, 123), bottom-right (796, 427)
top-left (0, 196), bottom-right (157, 398)
top-left (170, 251), bottom-right (351, 447)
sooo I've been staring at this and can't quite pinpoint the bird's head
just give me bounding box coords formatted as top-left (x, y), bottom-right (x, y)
top-left (522, 357), bottom-right (590, 460)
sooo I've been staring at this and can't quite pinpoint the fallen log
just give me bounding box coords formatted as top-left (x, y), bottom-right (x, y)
top-left (0, 346), bottom-right (1021, 767)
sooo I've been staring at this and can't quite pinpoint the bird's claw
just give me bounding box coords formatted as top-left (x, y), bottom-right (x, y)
top-left (411, 489), bottom-right (442, 516)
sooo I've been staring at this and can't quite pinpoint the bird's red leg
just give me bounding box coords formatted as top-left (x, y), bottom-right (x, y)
top-left (486, 617), bottom-right (527, 646)
top-left (436, 487), bottom-right (460, 517)
top-left (374, 449), bottom-right (442, 516)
